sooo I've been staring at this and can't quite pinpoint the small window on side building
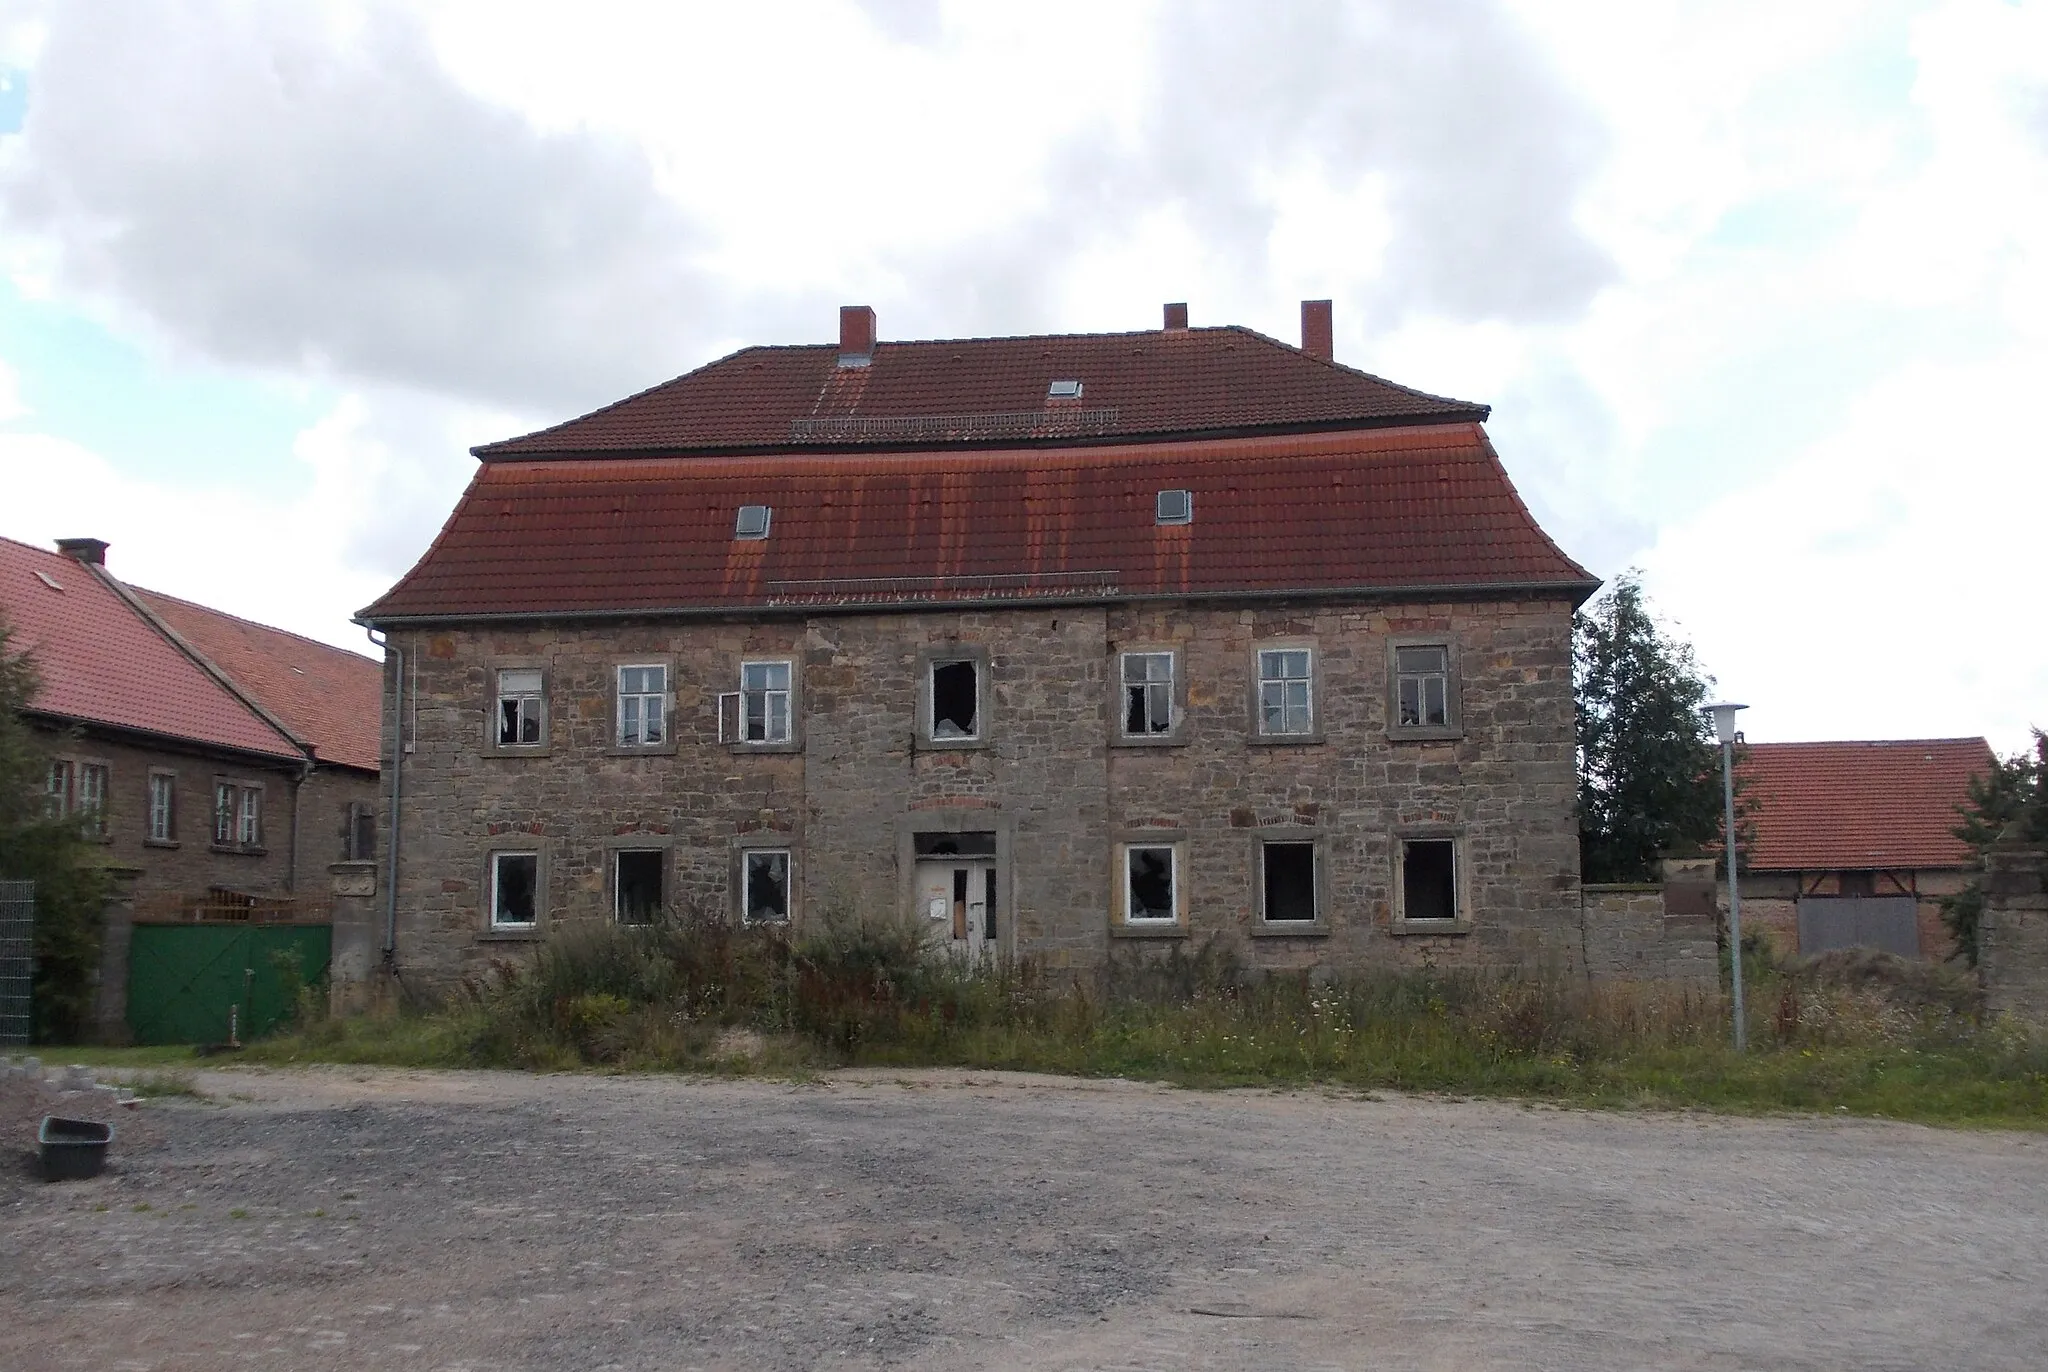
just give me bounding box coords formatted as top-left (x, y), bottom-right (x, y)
top-left (147, 772), bottom-right (176, 843)
top-left (45, 760), bottom-right (73, 819)
top-left (77, 763), bottom-right (108, 838)
top-left (344, 802), bottom-right (376, 862)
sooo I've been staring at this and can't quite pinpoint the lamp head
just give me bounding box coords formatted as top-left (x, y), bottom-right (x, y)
top-left (1701, 702), bottom-right (1748, 745)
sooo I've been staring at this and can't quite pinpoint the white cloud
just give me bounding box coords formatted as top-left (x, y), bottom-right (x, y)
top-left (0, 355), bottom-right (23, 421)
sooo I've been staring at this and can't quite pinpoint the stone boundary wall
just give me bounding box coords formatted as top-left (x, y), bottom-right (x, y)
top-left (1980, 844), bottom-right (2048, 1025)
top-left (1580, 882), bottom-right (1719, 987)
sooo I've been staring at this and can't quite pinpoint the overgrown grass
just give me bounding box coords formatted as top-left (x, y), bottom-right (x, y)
top-left (245, 912), bottom-right (2048, 1127)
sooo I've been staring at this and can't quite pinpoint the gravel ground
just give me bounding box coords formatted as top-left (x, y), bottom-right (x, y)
top-left (1, 1066), bottom-right (2044, 1371)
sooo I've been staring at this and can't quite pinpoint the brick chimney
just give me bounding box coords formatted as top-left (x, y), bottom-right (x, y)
top-left (838, 305), bottom-right (876, 368)
top-left (56, 537), bottom-right (108, 566)
top-left (1163, 302), bottom-right (1189, 330)
top-left (1301, 299), bottom-right (1333, 360)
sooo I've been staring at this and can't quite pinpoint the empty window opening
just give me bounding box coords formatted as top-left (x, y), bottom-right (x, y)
top-left (497, 668), bottom-right (544, 745)
top-left (1122, 652), bottom-right (1174, 735)
top-left (734, 504), bottom-right (773, 539)
top-left (914, 831), bottom-right (996, 858)
top-left (1263, 842), bottom-right (1318, 922)
top-left (1402, 840), bottom-right (1457, 923)
top-left (1258, 649), bottom-right (1314, 735)
top-left (615, 850), bottom-right (664, 925)
top-left (930, 660), bottom-right (979, 740)
top-left (617, 664), bottom-right (667, 745)
top-left (984, 867), bottom-right (997, 942)
top-left (493, 852), bottom-right (539, 927)
top-left (1126, 845), bottom-right (1177, 922)
top-left (741, 660), bottom-right (792, 742)
top-left (1839, 870), bottom-right (1876, 898)
top-left (1155, 489), bottom-right (1193, 524)
top-left (744, 850), bottom-right (791, 924)
top-left (344, 802), bottom-right (376, 862)
top-left (1047, 379), bottom-right (1084, 399)
top-left (1396, 645), bottom-right (1450, 728)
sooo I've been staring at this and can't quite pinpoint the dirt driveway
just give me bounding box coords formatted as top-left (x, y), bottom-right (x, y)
top-left (2, 1067), bottom-right (2043, 1371)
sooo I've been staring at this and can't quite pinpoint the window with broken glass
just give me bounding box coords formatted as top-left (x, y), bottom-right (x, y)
top-left (929, 660), bottom-right (979, 742)
top-left (740, 661), bottom-right (792, 743)
top-left (495, 668), bottom-right (545, 746)
top-left (1395, 645), bottom-right (1451, 729)
top-left (1121, 652), bottom-right (1175, 736)
top-left (616, 664), bottom-right (668, 746)
top-left (614, 850), bottom-right (664, 925)
top-left (492, 851), bottom-right (539, 928)
top-left (1257, 649), bottom-right (1314, 736)
top-left (1260, 841), bottom-right (1318, 923)
top-left (1400, 838), bottom-right (1460, 924)
top-left (1124, 844), bottom-right (1178, 923)
top-left (743, 850), bottom-right (791, 924)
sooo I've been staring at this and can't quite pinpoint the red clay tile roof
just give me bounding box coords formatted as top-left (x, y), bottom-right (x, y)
top-left (133, 589), bottom-right (382, 773)
top-left (1738, 739), bottom-right (1996, 872)
top-left (0, 537), bottom-right (304, 762)
top-left (363, 423), bottom-right (1595, 621)
top-left (475, 326), bottom-right (1488, 458)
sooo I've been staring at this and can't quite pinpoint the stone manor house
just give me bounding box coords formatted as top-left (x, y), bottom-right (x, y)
top-left (360, 302), bottom-right (1599, 986)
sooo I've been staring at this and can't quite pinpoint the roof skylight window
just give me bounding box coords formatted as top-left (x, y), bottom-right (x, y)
top-left (1047, 379), bottom-right (1084, 399)
top-left (734, 505), bottom-right (773, 540)
top-left (1156, 489), bottom-right (1193, 525)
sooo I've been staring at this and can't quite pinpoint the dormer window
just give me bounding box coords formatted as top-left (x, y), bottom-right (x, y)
top-left (734, 505), bottom-right (772, 540)
top-left (1155, 489), bottom-right (1192, 524)
top-left (1047, 379), bottom-right (1084, 399)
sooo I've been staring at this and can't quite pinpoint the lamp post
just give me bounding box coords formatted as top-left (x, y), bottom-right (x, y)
top-left (1702, 702), bottom-right (1748, 1051)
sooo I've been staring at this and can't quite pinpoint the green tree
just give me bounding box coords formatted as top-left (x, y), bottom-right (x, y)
top-left (1574, 573), bottom-right (1725, 884)
top-left (1940, 730), bottom-right (2047, 966)
top-left (0, 617), bottom-right (112, 1040)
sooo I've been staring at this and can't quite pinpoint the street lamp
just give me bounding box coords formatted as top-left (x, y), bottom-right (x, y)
top-left (1702, 702), bottom-right (1748, 1051)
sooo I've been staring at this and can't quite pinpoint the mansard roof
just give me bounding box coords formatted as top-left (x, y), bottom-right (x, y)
top-left (362, 423), bottom-right (1595, 622)
top-left (474, 325), bottom-right (1488, 459)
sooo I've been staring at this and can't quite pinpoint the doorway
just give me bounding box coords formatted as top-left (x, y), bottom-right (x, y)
top-left (911, 831), bottom-right (999, 958)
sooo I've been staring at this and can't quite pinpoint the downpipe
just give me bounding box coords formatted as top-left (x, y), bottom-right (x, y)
top-left (366, 628), bottom-right (404, 964)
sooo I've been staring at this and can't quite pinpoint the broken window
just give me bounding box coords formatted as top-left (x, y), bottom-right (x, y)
top-left (914, 831), bottom-right (996, 857)
top-left (743, 850), bottom-right (791, 924)
top-left (1396, 645), bottom-right (1450, 729)
top-left (1257, 649), bottom-right (1313, 735)
top-left (741, 660), bottom-right (792, 742)
top-left (1125, 844), bottom-right (1177, 922)
top-left (147, 771), bottom-right (176, 843)
top-left (496, 668), bottom-right (545, 746)
top-left (1262, 842), bottom-right (1318, 922)
top-left (1122, 652), bottom-right (1174, 735)
top-left (615, 850), bottom-right (664, 925)
top-left (617, 664), bottom-right (667, 746)
top-left (492, 851), bottom-right (539, 927)
top-left (76, 763), bottom-right (108, 838)
top-left (1402, 839), bottom-right (1458, 923)
top-left (930, 660), bottom-right (979, 741)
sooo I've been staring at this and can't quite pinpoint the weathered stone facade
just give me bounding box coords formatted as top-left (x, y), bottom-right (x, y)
top-left (378, 592), bottom-right (1583, 988)
top-left (1979, 844), bottom-right (2048, 1025)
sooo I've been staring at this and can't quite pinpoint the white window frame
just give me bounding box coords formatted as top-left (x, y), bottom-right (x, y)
top-left (1122, 843), bottom-right (1179, 925)
top-left (1395, 645), bottom-right (1451, 729)
top-left (741, 848), bottom-right (792, 925)
top-left (491, 850), bottom-right (541, 929)
top-left (1259, 840), bottom-right (1320, 923)
top-left (1257, 648), bottom-right (1315, 736)
top-left (740, 660), bottom-right (792, 743)
top-left (1120, 651), bottom-right (1175, 737)
top-left (928, 658), bottom-right (982, 743)
top-left (238, 786), bottom-right (262, 848)
top-left (45, 759), bottom-right (73, 818)
top-left (147, 771), bottom-right (176, 843)
top-left (76, 762), bottom-right (108, 838)
top-left (615, 663), bottom-right (669, 747)
top-left (495, 668), bottom-right (546, 747)
top-left (213, 780), bottom-right (237, 846)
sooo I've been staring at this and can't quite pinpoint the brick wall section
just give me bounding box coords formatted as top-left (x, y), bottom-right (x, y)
top-left (379, 594), bottom-right (1584, 990)
top-left (1979, 844), bottom-right (2048, 1024)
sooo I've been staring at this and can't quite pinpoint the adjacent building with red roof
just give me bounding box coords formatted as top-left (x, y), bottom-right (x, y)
top-left (361, 302), bottom-right (1599, 985)
top-left (1734, 738), bottom-right (1995, 960)
top-left (2, 534), bottom-right (382, 1034)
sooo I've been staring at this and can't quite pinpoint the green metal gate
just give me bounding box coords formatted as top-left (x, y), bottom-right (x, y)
top-left (126, 922), bottom-right (331, 1046)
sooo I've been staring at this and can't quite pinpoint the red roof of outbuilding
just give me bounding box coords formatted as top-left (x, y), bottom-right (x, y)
top-left (0, 537), bottom-right (304, 762)
top-left (134, 589), bottom-right (382, 773)
top-left (475, 326), bottom-right (1488, 458)
top-left (364, 424), bottom-right (1595, 621)
top-left (1738, 739), bottom-right (1996, 872)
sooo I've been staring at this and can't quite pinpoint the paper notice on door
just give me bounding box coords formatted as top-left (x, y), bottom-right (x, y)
top-left (927, 896), bottom-right (947, 921)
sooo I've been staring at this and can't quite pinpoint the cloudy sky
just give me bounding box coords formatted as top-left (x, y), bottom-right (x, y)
top-left (1, 0), bottom-right (2042, 752)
